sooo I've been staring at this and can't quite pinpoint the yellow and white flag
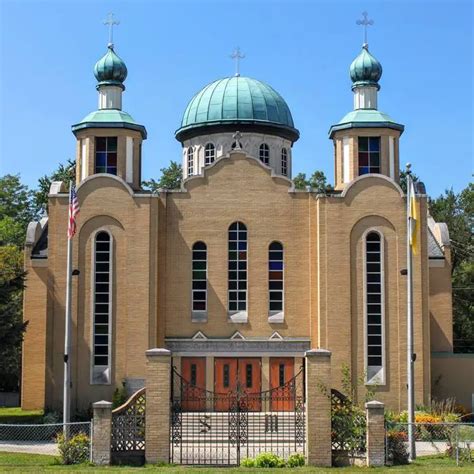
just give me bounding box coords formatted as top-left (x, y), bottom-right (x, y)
top-left (408, 180), bottom-right (420, 255)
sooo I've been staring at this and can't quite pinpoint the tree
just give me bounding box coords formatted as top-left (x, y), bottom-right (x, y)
top-left (142, 161), bottom-right (182, 193)
top-left (0, 245), bottom-right (28, 391)
top-left (399, 169), bottom-right (419, 194)
top-left (429, 183), bottom-right (474, 351)
top-left (33, 159), bottom-right (76, 215)
top-left (0, 175), bottom-right (36, 246)
top-left (293, 170), bottom-right (333, 193)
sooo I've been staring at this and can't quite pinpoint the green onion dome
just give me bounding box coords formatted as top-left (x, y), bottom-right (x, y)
top-left (175, 76), bottom-right (299, 142)
top-left (349, 44), bottom-right (382, 90)
top-left (94, 45), bottom-right (128, 89)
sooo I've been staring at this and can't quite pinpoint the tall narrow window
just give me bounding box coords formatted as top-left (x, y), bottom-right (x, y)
top-left (358, 137), bottom-right (380, 175)
top-left (281, 148), bottom-right (288, 176)
top-left (204, 143), bottom-right (215, 165)
top-left (228, 222), bottom-right (247, 313)
top-left (92, 231), bottom-right (112, 383)
top-left (269, 242), bottom-right (284, 313)
top-left (95, 137), bottom-right (117, 175)
top-left (259, 143), bottom-right (270, 165)
top-left (187, 147), bottom-right (194, 176)
top-left (365, 231), bottom-right (384, 384)
top-left (192, 242), bottom-right (207, 314)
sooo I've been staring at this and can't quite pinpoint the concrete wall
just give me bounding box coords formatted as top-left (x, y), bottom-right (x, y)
top-left (431, 353), bottom-right (474, 413)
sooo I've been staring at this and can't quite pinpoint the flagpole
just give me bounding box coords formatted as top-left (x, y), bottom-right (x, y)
top-left (406, 163), bottom-right (416, 460)
top-left (63, 184), bottom-right (73, 430)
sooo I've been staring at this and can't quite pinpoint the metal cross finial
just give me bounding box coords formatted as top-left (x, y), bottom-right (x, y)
top-left (356, 11), bottom-right (374, 46)
top-left (230, 47), bottom-right (245, 77)
top-left (103, 12), bottom-right (120, 48)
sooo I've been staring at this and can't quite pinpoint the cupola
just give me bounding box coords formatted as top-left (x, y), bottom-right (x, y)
top-left (328, 14), bottom-right (404, 191)
top-left (71, 15), bottom-right (146, 190)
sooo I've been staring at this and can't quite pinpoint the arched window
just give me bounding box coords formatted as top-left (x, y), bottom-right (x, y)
top-left (228, 222), bottom-right (247, 313)
top-left (204, 143), bottom-right (215, 165)
top-left (259, 143), bottom-right (270, 165)
top-left (192, 242), bottom-right (207, 314)
top-left (92, 231), bottom-right (112, 383)
top-left (365, 231), bottom-right (385, 384)
top-left (187, 147), bottom-right (194, 176)
top-left (269, 242), bottom-right (284, 313)
top-left (281, 148), bottom-right (288, 176)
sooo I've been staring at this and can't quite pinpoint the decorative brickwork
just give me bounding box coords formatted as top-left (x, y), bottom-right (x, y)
top-left (92, 400), bottom-right (112, 465)
top-left (145, 348), bottom-right (171, 464)
top-left (365, 400), bottom-right (385, 467)
top-left (305, 349), bottom-right (332, 466)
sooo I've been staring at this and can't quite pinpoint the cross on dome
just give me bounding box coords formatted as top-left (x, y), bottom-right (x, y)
top-left (103, 12), bottom-right (120, 48)
top-left (356, 11), bottom-right (374, 46)
top-left (230, 47), bottom-right (245, 77)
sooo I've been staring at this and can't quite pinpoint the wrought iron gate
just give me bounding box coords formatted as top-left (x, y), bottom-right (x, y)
top-left (170, 366), bottom-right (305, 466)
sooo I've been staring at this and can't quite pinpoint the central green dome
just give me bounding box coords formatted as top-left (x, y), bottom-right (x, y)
top-left (175, 76), bottom-right (299, 142)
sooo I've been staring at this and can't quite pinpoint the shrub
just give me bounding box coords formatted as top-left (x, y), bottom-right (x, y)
top-left (43, 411), bottom-right (61, 424)
top-left (112, 381), bottom-right (128, 409)
top-left (56, 432), bottom-right (90, 465)
top-left (241, 457), bottom-right (255, 467)
top-left (386, 430), bottom-right (409, 465)
top-left (254, 452), bottom-right (285, 468)
top-left (286, 453), bottom-right (305, 467)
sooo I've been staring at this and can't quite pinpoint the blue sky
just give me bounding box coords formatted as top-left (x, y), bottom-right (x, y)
top-left (0, 0), bottom-right (472, 196)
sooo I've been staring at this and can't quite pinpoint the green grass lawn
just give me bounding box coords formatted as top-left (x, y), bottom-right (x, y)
top-left (0, 407), bottom-right (44, 424)
top-left (0, 452), bottom-right (472, 473)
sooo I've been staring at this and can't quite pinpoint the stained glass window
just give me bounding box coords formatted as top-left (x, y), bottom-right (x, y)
top-left (358, 137), bottom-right (380, 175)
top-left (228, 222), bottom-right (247, 312)
top-left (269, 241), bottom-right (284, 312)
top-left (95, 137), bottom-right (117, 175)
top-left (192, 242), bottom-right (207, 312)
top-left (93, 231), bottom-right (111, 368)
top-left (365, 231), bottom-right (384, 381)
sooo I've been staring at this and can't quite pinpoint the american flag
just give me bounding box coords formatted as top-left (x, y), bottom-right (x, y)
top-left (67, 184), bottom-right (80, 239)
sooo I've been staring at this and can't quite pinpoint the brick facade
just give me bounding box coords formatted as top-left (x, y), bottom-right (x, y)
top-left (21, 150), bottom-right (452, 413)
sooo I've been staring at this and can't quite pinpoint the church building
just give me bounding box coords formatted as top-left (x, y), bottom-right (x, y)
top-left (21, 32), bottom-right (453, 414)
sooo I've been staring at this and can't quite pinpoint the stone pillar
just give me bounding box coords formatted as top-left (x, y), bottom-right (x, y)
top-left (145, 348), bottom-right (171, 464)
top-left (365, 400), bottom-right (385, 467)
top-left (92, 400), bottom-right (112, 466)
top-left (305, 349), bottom-right (332, 466)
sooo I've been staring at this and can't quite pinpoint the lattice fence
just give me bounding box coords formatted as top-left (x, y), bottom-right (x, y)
top-left (331, 389), bottom-right (366, 457)
top-left (111, 387), bottom-right (146, 458)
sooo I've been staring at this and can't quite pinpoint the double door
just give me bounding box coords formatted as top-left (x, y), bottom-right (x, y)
top-left (214, 358), bottom-right (261, 411)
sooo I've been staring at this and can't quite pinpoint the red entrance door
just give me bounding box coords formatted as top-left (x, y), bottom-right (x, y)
top-left (181, 357), bottom-right (206, 411)
top-left (214, 358), bottom-right (261, 411)
top-left (270, 357), bottom-right (295, 411)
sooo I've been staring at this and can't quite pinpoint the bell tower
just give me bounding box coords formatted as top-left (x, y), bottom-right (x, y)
top-left (71, 14), bottom-right (146, 189)
top-left (329, 13), bottom-right (404, 191)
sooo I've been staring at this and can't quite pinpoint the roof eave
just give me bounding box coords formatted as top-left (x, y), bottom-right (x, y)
top-left (175, 121), bottom-right (300, 143)
top-left (328, 121), bottom-right (405, 139)
top-left (71, 121), bottom-right (147, 139)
